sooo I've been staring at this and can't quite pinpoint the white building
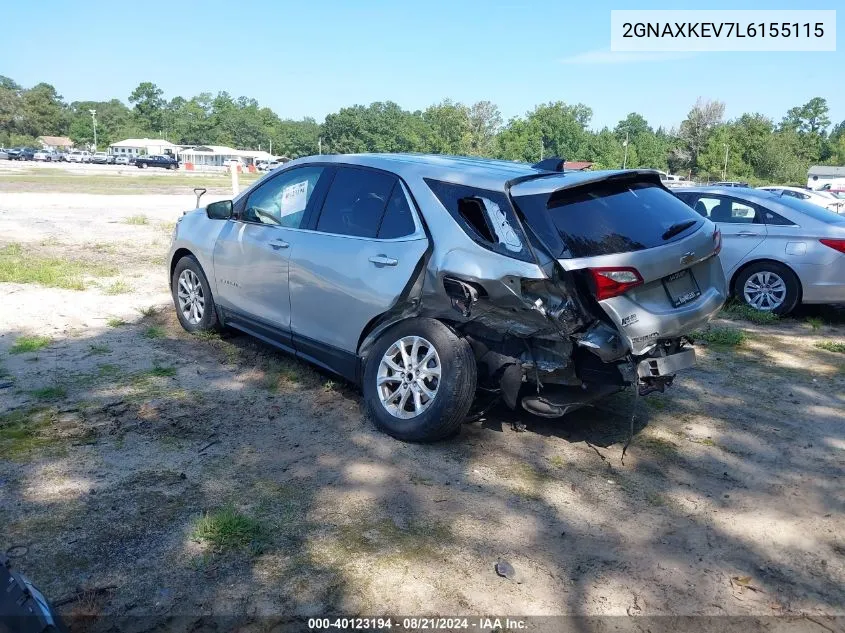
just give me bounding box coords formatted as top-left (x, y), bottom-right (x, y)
top-left (179, 145), bottom-right (274, 169)
top-left (808, 165), bottom-right (845, 190)
top-left (109, 138), bottom-right (179, 157)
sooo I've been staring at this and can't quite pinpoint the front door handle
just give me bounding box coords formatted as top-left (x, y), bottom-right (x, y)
top-left (369, 255), bottom-right (398, 267)
top-left (269, 239), bottom-right (289, 250)
top-left (737, 231), bottom-right (757, 237)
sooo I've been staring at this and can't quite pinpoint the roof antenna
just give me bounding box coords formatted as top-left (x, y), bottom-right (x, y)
top-left (532, 157), bottom-right (566, 172)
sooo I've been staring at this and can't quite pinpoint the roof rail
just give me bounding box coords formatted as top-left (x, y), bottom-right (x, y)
top-left (531, 157), bottom-right (566, 172)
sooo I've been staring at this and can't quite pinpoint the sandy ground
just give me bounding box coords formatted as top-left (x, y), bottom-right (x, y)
top-left (1, 192), bottom-right (844, 631)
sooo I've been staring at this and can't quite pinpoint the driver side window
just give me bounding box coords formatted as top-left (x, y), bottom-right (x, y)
top-left (242, 167), bottom-right (324, 227)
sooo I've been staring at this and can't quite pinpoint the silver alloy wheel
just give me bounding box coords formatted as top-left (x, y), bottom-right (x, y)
top-left (177, 269), bottom-right (205, 324)
top-left (377, 335), bottom-right (441, 419)
top-left (743, 271), bottom-right (787, 311)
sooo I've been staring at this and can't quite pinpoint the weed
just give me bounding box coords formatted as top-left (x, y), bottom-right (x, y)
top-left (125, 215), bottom-right (149, 225)
top-left (323, 379), bottom-right (336, 391)
top-left (29, 386), bottom-right (67, 400)
top-left (106, 317), bottom-right (127, 328)
top-left (142, 326), bottom-right (165, 339)
top-left (10, 335), bottom-right (51, 354)
top-left (721, 300), bottom-right (779, 325)
top-left (692, 326), bottom-right (747, 347)
top-left (815, 340), bottom-right (845, 354)
top-left (806, 317), bottom-right (824, 330)
top-left (195, 330), bottom-right (221, 342)
top-left (137, 305), bottom-right (158, 318)
top-left (88, 343), bottom-right (111, 355)
top-left (103, 280), bottom-right (132, 295)
top-left (192, 506), bottom-right (265, 553)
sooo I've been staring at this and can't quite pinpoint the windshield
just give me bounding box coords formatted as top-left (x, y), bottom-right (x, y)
top-left (513, 181), bottom-right (704, 258)
top-left (778, 195), bottom-right (845, 223)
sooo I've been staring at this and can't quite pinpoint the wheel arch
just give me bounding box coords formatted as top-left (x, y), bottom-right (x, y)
top-left (169, 247), bottom-right (197, 281)
top-left (729, 258), bottom-right (803, 301)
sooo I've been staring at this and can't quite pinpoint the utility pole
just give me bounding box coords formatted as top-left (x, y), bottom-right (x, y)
top-left (89, 109), bottom-right (97, 151)
top-left (318, 137), bottom-right (322, 155)
top-left (622, 131), bottom-right (629, 169)
top-left (722, 144), bottom-right (729, 181)
top-left (269, 139), bottom-right (272, 157)
top-left (540, 140), bottom-right (544, 161)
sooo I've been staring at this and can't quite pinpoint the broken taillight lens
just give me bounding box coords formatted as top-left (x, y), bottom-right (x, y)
top-left (589, 267), bottom-right (643, 301)
top-left (820, 238), bottom-right (845, 254)
top-left (713, 228), bottom-right (722, 255)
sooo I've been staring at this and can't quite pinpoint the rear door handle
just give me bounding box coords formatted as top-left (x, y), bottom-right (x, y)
top-left (369, 255), bottom-right (398, 266)
top-left (737, 231), bottom-right (757, 237)
top-left (269, 239), bottom-right (289, 250)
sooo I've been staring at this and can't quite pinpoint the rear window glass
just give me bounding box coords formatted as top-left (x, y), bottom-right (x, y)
top-left (776, 195), bottom-right (845, 224)
top-left (516, 181), bottom-right (704, 259)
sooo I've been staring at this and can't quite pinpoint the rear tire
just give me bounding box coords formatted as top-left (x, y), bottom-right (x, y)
top-left (735, 261), bottom-right (800, 315)
top-left (171, 256), bottom-right (220, 333)
top-left (363, 318), bottom-right (477, 442)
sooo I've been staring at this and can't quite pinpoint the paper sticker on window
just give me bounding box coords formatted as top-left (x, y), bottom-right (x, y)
top-left (279, 181), bottom-right (308, 217)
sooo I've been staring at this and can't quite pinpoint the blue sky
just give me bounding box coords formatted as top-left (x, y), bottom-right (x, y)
top-left (3, 1), bottom-right (841, 131)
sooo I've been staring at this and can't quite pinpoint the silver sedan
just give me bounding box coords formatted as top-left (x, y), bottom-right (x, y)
top-left (675, 187), bottom-right (845, 314)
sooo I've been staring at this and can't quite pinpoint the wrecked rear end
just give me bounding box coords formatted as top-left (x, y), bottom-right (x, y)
top-left (413, 169), bottom-right (726, 417)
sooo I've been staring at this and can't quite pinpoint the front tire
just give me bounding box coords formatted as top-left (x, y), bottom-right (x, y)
top-left (735, 261), bottom-right (800, 315)
top-left (171, 256), bottom-right (220, 333)
top-left (363, 318), bottom-right (477, 442)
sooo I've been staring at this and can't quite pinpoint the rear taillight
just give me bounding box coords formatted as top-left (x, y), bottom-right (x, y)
top-left (589, 267), bottom-right (644, 301)
top-left (713, 228), bottom-right (722, 255)
top-left (820, 238), bottom-right (845, 254)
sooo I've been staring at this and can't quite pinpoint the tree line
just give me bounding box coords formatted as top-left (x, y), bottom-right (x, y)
top-left (1, 76), bottom-right (842, 185)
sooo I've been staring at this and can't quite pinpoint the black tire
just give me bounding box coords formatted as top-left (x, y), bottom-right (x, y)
top-left (139, 162), bottom-right (147, 169)
top-left (363, 318), bottom-right (477, 442)
top-left (734, 261), bottom-right (800, 316)
top-left (171, 255), bottom-right (220, 333)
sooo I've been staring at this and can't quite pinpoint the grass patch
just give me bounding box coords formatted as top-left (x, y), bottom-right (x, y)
top-left (143, 365), bottom-right (177, 378)
top-left (142, 326), bottom-right (165, 339)
top-left (103, 280), bottom-right (132, 295)
top-left (0, 243), bottom-right (85, 290)
top-left (124, 215), bottom-right (149, 225)
top-left (0, 407), bottom-right (54, 460)
top-left (88, 343), bottom-right (111, 355)
top-left (10, 335), bottom-right (51, 355)
top-left (692, 326), bottom-right (747, 347)
top-left (106, 317), bottom-right (127, 328)
top-left (192, 505), bottom-right (265, 553)
top-left (815, 340), bottom-right (845, 354)
top-left (29, 385), bottom-right (67, 400)
top-left (721, 300), bottom-right (779, 325)
top-left (547, 455), bottom-right (565, 469)
top-left (262, 360), bottom-right (300, 390)
top-left (323, 518), bottom-right (452, 565)
top-left (137, 305), bottom-right (158, 318)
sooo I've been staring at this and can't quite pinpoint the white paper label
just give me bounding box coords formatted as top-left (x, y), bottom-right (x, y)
top-left (279, 181), bottom-right (308, 217)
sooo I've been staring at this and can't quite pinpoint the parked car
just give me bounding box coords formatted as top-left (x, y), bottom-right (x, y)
top-left (712, 181), bottom-right (751, 188)
top-left (136, 154), bottom-right (179, 169)
top-left (0, 148), bottom-right (8, 160)
top-left (168, 155), bottom-right (726, 441)
top-left (7, 147), bottom-right (35, 161)
top-left (33, 149), bottom-right (60, 162)
top-left (114, 155), bottom-right (131, 165)
top-left (675, 187), bottom-right (845, 314)
top-left (67, 150), bottom-right (91, 163)
top-left (91, 152), bottom-right (115, 165)
top-left (757, 186), bottom-right (844, 214)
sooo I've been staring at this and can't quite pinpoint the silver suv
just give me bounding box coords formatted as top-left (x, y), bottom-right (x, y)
top-left (168, 154), bottom-right (726, 441)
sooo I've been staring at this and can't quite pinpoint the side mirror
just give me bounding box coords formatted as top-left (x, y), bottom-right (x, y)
top-left (206, 200), bottom-right (233, 220)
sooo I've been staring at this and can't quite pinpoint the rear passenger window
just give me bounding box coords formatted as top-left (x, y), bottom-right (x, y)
top-left (377, 186), bottom-right (416, 239)
top-left (425, 178), bottom-right (531, 262)
top-left (317, 168), bottom-right (395, 238)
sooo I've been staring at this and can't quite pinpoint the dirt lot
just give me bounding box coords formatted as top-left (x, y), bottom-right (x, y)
top-left (1, 183), bottom-right (844, 630)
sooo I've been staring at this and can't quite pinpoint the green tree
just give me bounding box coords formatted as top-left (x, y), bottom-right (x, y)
top-left (422, 99), bottom-right (470, 154)
top-left (679, 98), bottom-right (725, 173)
top-left (467, 100), bottom-right (502, 156)
top-left (18, 83), bottom-right (66, 137)
top-left (128, 82), bottom-right (165, 134)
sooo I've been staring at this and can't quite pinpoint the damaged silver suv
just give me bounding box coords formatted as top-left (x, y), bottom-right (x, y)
top-left (168, 154), bottom-right (726, 441)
